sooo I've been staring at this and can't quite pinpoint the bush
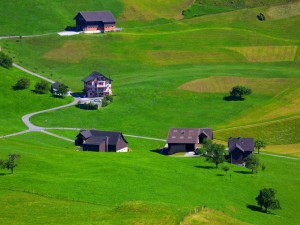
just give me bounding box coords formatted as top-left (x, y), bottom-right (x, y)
top-left (77, 102), bottom-right (99, 110)
top-left (34, 80), bottom-right (50, 94)
top-left (14, 78), bottom-right (30, 90)
top-left (0, 52), bottom-right (13, 68)
top-left (257, 13), bottom-right (266, 21)
top-left (230, 85), bottom-right (252, 98)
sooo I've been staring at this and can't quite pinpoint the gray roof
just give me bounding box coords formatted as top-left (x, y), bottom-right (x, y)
top-left (78, 129), bottom-right (127, 145)
top-left (75, 11), bottom-right (116, 23)
top-left (51, 81), bottom-right (61, 89)
top-left (82, 71), bottom-right (112, 83)
top-left (199, 128), bottom-right (213, 139)
top-left (228, 138), bottom-right (254, 152)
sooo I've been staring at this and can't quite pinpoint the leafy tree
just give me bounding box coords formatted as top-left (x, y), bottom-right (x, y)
top-left (256, 188), bottom-right (281, 213)
top-left (222, 166), bottom-right (230, 174)
top-left (102, 97), bottom-right (109, 107)
top-left (207, 143), bottom-right (226, 168)
top-left (0, 51), bottom-right (13, 68)
top-left (200, 138), bottom-right (213, 156)
top-left (56, 83), bottom-right (69, 97)
top-left (1, 154), bottom-right (20, 174)
top-left (244, 154), bottom-right (260, 173)
top-left (255, 138), bottom-right (266, 154)
top-left (34, 80), bottom-right (49, 94)
top-left (14, 78), bottom-right (30, 90)
top-left (230, 86), bottom-right (252, 98)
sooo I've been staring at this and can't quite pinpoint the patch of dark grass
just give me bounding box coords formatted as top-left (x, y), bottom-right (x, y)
top-left (150, 149), bottom-right (167, 155)
top-left (216, 173), bottom-right (225, 176)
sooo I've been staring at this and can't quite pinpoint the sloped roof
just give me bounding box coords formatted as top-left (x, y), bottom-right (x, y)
top-left (167, 128), bottom-right (201, 144)
top-left (228, 138), bottom-right (254, 153)
top-left (199, 128), bottom-right (213, 140)
top-left (75, 11), bottom-right (116, 23)
top-left (82, 71), bottom-right (112, 83)
top-left (51, 81), bottom-right (61, 89)
top-left (78, 129), bottom-right (127, 145)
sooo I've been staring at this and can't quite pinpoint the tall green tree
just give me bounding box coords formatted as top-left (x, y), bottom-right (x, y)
top-left (56, 83), bottom-right (69, 97)
top-left (35, 80), bottom-right (49, 94)
top-left (244, 154), bottom-right (260, 173)
top-left (0, 154), bottom-right (20, 174)
top-left (256, 188), bottom-right (281, 213)
top-left (255, 138), bottom-right (267, 154)
top-left (230, 85), bottom-right (252, 98)
top-left (0, 51), bottom-right (13, 68)
top-left (207, 143), bottom-right (226, 168)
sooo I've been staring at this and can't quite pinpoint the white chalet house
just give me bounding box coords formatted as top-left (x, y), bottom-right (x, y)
top-left (82, 71), bottom-right (112, 97)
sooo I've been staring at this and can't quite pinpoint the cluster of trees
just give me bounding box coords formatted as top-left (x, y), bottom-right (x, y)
top-left (0, 154), bottom-right (20, 174)
top-left (0, 52), bottom-right (13, 69)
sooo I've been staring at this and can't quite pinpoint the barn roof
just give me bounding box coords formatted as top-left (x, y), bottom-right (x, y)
top-left (75, 11), bottom-right (116, 23)
top-left (78, 129), bottom-right (127, 145)
top-left (82, 71), bottom-right (112, 83)
top-left (228, 138), bottom-right (254, 152)
top-left (167, 128), bottom-right (201, 144)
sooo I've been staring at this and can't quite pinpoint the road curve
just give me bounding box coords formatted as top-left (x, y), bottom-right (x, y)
top-left (22, 97), bottom-right (79, 130)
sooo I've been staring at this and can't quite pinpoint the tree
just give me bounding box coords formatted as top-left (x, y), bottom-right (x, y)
top-left (34, 80), bottom-right (49, 94)
top-left (255, 138), bottom-right (266, 154)
top-left (14, 78), bottom-right (30, 90)
top-left (230, 86), bottom-right (252, 98)
top-left (0, 51), bottom-right (13, 68)
top-left (222, 166), bottom-right (230, 174)
top-left (207, 143), bottom-right (226, 168)
top-left (1, 154), bottom-right (20, 174)
top-left (56, 83), bottom-right (69, 97)
top-left (244, 154), bottom-right (260, 173)
top-left (200, 138), bottom-right (213, 156)
top-left (256, 188), bottom-right (281, 213)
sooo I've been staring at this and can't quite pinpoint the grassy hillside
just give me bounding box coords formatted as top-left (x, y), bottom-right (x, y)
top-left (0, 67), bottom-right (71, 136)
top-left (182, 0), bottom-right (297, 18)
top-left (1, 5), bottom-right (299, 145)
top-left (0, 132), bottom-right (299, 224)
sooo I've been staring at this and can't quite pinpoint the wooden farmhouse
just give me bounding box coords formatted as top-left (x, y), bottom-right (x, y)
top-left (75, 129), bottom-right (128, 152)
top-left (74, 11), bottom-right (116, 32)
top-left (166, 128), bottom-right (213, 154)
top-left (228, 137), bottom-right (254, 164)
top-left (82, 71), bottom-right (112, 97)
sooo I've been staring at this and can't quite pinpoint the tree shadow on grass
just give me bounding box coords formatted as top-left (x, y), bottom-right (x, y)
top-left (216, 173), bottom-right (225, 176)
top-left (194, 165), bottom-right (215, 169)
top-left (234, 170), bottom-right (253, 174)
top-left (0, 173), bottom-right (9, 176)
top-left (247, 205), bottom-right (266, 213)
top-left (223, 96), bottom-right (245, 101)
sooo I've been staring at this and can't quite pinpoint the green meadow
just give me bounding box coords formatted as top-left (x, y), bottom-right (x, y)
top-left (0, 132), bottom-right (300, 225)
top-left (0, 0), bottom-right (300, 224)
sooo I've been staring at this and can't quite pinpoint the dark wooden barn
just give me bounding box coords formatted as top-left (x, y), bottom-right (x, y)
top-left (75, 129), bottom-right (128, 152)
top-left (166, 128), bottom-right (213, 154)
top-left (228, 137), bottom-right (254, 165)
top-left (74, 11), bottom-right (116, 32)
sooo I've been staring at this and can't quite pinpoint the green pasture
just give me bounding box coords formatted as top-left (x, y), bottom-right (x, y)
top-left (0, 67), bottom-right (71, 136)
top-left (0, 132), bottom-right (299, 224)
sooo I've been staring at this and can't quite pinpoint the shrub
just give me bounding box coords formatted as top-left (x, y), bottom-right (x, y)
top-left (230, 85), bottom-right (252, 98)
top-left (14, 78), bottom-right (30, 90)
top-left (77, 102), bottom-right (99, 110)
top-left (0, 51), bottom-right (13, 68)
top-left (34, 80), bottom-right (50, 94)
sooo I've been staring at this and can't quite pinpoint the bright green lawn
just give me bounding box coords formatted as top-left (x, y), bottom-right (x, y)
top-left (0, 132), bottom-right (299, 224)
top-left (0, 67), bottom-right (72, 136)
